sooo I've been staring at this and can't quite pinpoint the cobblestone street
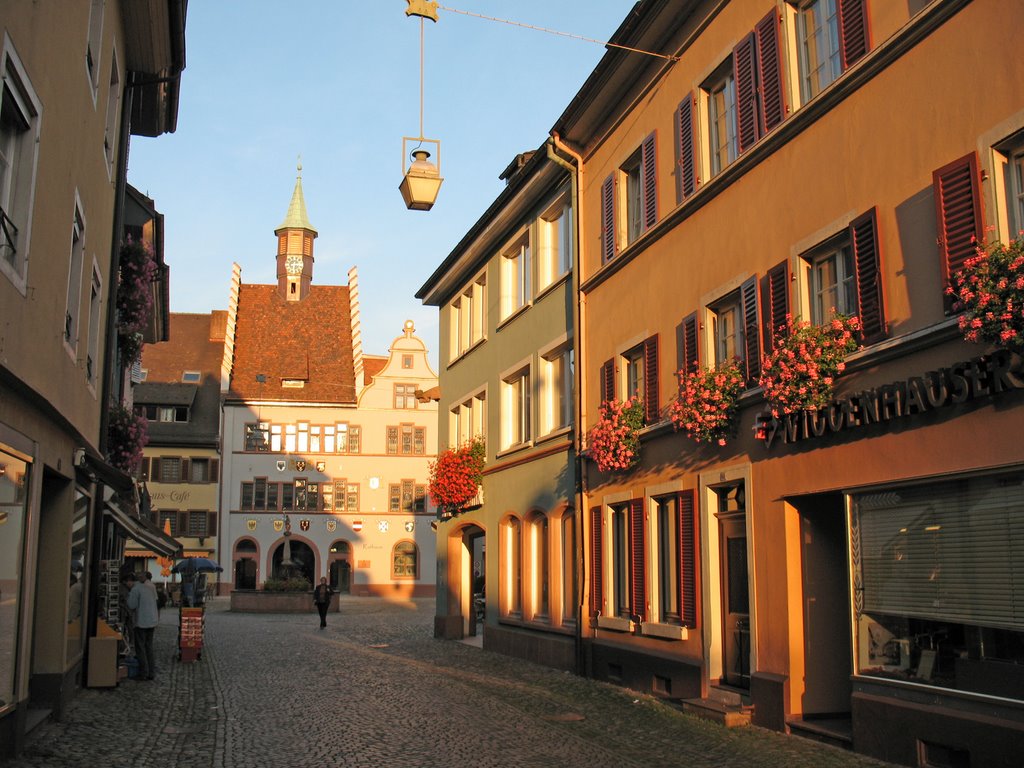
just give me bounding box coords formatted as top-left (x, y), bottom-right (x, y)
top-left (3, 598), bottom-right (893, 768)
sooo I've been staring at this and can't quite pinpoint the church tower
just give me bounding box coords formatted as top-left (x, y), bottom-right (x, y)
top-left (275, 161), bottom-right (318, 301)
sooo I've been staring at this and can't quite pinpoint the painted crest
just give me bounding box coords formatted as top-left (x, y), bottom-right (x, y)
top-left (300, 519), bottom-right (310, 531)
top-left (405, 521), bottom-right (415, 533)
top-left (276, 460), bottom-right (286, 472)
top-left (352, 520), bottom-right (363, 532)
top-left (273, 519), bottom-right (284, 532)
top-left (315, 461), bottom-right (326, 472)
top-left (246, 519), bottom-right (257, 531)
top-left (326, 519), bottom-right (337, 532)
top-left (293, 460), bottom-right (306, 472)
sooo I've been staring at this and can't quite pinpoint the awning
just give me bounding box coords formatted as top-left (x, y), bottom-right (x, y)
top-left (82, 450), bottom-right (135, 493)
top-left (125, 549), bottom-right (210, 559)
top-left (104, 489), bottom-right (180, 558)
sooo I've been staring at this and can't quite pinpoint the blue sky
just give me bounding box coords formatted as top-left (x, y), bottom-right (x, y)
top-left (127, 1), bottom-right (633, 364)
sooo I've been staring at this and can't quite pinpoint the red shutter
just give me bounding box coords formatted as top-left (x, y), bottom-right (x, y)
top-left (600, 358), bottom-right (615, 404)
top-left (677, 489), bottom-right (698, 628)
top-left (755, 10), bottom-right (785, 134)
top-left (641, 132), bottom-right (658, 231)
top-left (207, 511), bottom-right (218, 537)
top-left (676, 94), bottom-right (697, 201)
top-left (681, 312), bottom-right (700, 376)
top-left (740, 275), bottom-right (762, 385)
top-left (628, 499), bottom-right (646, 622)
top-left (934, 152), bottom-right (985, 311)
top-left (590, 506), bottom-right (603, 616)
top-left (600, 174), bottom-right (616, 263)
top-left (760, 260), bottom-right (790, 354)
top-left (849, 208), bottom-right (886, 343)
top-left (210, 458), bottom-right (220, 483)
top-left (733, 33), bottom-right (759, 154)
top-left (643, 334), bottom-right (659, 424)
top-left (838, 0), bottom-right (869, 70)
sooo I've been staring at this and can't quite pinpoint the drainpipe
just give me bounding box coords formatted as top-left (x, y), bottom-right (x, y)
top-left (547, 132), bottom-right (588, 676)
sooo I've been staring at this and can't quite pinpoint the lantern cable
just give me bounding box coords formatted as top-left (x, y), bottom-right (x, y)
top-left (436, 5), bottom-right (680, 63)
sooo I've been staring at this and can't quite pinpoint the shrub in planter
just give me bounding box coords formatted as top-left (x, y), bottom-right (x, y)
top-left (946, 237), bottom-right (1024, 352)
top-left (670, 359), bottom-right (745, 446)
top-left (587, 397), bottom-right (644, 473)
top-left (262, 576), bottom-right (312, 592)
top-left (106, 405), bottom-right (148, 475)
top-left (428, 437), bottom-right (485, 519)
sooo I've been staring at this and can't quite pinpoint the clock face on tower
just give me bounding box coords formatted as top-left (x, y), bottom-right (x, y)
top-left (285, 255), bottom-right (303, 275)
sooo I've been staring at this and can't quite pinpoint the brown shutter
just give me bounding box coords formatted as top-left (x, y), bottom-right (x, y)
top-left (590, 506), bottom-right (603, 616)
top-left (838, 0), bottom-right (869, 70)
top-left (733, 33), bottom-right (759, 154)
top-left (676, 94), bottom-right (697, 201)
top-left (755, 10), bottom-right (785, 134)
top-left (176, 512), bottom-right (188, 537)
top-left (677, 489), bottom-right (698, 628)
top-left (760, 260), bottom-right (790, 354)
top-left (681, 312), bottom-right (700, 376)
top-left (643, 335), bottom-right (659, 424)
top-left (139, 457), bottom-right (150, 481)
top-left (209, 458), bottom-right (219, 483)
top-left (641, 131), bottom-right (658, 232)
top-left (181, 458), bottom-right (190, 483)
top-left (151, 458), bottom-right (161, 482)
top-left (934, 152), bottom-right (985, 312)
top-left (740, 276), bottom-right (762, 385)
top-left (628, 499), bottom-right (646, 622)
top-left (849, 208), bottom-right (887, 343)
top-left (600, 174), bottom-right (616, 263)
top-left (600, 358), bottom-right (615, 404)
top-left (206, 511), bottom-right (218, 537)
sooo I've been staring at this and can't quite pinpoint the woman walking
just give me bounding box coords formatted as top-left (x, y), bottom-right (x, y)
top-left (313, 576), bottom-right (334, 629)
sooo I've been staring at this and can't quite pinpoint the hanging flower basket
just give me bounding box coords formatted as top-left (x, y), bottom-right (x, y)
top-left (106, 405), bottom-right (149, 475)
top-left (428, 437), bottom-right (485, 519)
top-left (946, 237), bottom-right (1024, 352)
top-left (670, 358), bottom-right (745, 446)
top-left (117, 238), bottom-right (157, 332)
top-left (759, 314), bottom-right (861, 417)
top-left (586, 397), bottom-right (644, 473)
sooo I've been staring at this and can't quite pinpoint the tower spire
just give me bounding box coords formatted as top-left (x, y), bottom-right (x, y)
top-left (279, 157), bottom-right (316, 233)
top-left (275, 158), bottom-right (318, 301)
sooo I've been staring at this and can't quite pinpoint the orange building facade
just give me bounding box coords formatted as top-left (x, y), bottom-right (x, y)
top-left (554, 0), bottom-right (1024, 764)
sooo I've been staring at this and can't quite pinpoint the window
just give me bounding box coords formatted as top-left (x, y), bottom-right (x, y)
top-left (386, 424), bottom-right (425, 455)
top-left (808, 239), bottom-right (856, 323)
top-left (623, 345), bottom-right (644, 402)
top-left (157, 457), bottom-right (181, 483)
top-left (86, 0), bottom-right (105, 93)
top-left (310, 425), bottom-right (321, 453)
top-left (541, 346), bottom-right (572, 435)
top-left (389, 480), bottom-right (426, 513)
top-left (538, 192), bottom-right (572, 290)
top-left (297, 423), bottom-right (309, 453)
top-left (706, 61), bottom-right (737, 178)
top-left (65, 201), bottom-right (86, 349)
top-left (189, 458), bottom-right (217, 484)
top-left (611, 504), bottom-right (632, 619)
top-left (284, 424), bottom-right (296, 453)
top-left (529, 513), bottom-right (550, 621)
top-left (402, 354), bottom-right (414, 369)
top-left (187, 511), bottom-right (208, 537)
top-left (710, 293), bottom-right (743, 367)
top-left (159, 511), bottom-right (176, 536)
top-left (707, 277), bottom-right (762, 384)
top-left (501, 367), bottom-right (531, 449)
top-left (501, 233), bottom-right (531, 318)
top-left (336, 423), bottom-right (361, 454)
top-left (654, 496), bottom-right (680, 623)
top-left (85, 265), bottom-right (102, 385)
top-left (561, 513), bottom-right (577, 624)
top-left (270, 424), bottom-right (282, 452)
top-left (450, 390), bottom-right (486, 447)
top-left (0, 40), bottom-right (41, 290)
top-left (394, 383), bottom-right (418, 409)
top-left (245, 423), bottom-right (269, 451)
top-left (651, 493), bottom-right (701, 629)
top-left (621, 133), bottom-right (657, 246)
top-left (793, 0), bottom-right (869, 104)
top-left (1007, 142), bottom-right (1024, 236)
top-left (102, 48), bottom-right (119, 176)
top-left (622, 149), bottom-right (644, 245)
top-left (392, 541), bottom-right (418, 579)
top-left (503, 517), bottom-right (523, 617)
top-left (450, 272), bottom-right (486, 359)
top-left (181, 371), bottom-right (201, 383)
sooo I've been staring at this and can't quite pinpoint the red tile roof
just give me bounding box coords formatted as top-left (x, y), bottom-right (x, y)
top-left (362, 355), bottom-right (387, 385)
top-left (227, 284), bottom-right (356, 404)
top-left (142, 312), bottom-right (224, 383)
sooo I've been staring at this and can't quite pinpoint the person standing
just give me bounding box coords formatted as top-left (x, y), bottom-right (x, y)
top-left (313, 577), bottom-right (333, 629)
top-left (127, 571), bottom-right (159, 680)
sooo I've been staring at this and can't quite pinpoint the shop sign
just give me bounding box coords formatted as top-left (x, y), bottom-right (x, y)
top-left (754, 349), bottom-right (1023, 449)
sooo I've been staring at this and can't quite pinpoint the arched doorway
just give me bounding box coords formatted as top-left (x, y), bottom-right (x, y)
top-left (454, 524), bottom-right (485, 638)
top-left (234, 539), bottom-right (258, 589)
top-left (271, 539), bottom-right (315, 585)
top-left (328, 540), bottom-right (351, 593)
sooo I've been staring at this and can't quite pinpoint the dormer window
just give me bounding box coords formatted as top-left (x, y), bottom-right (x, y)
top-left (182, 371), bottom-right (201, 383)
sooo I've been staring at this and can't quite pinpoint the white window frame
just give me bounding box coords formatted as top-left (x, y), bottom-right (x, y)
top-left (449, 386), bottom-right (486, 449)
top-left (539, 341), bottom-right (573, 437)
top-left (537, 191), bottom-right (572, 291)
top-left (528, 511), bottom-right (550, 623)
top-left (85, 261), bottom-right (102, 388)
top-left (500, 362), bottom-right (532, 451)
top-left (448, 270), bottom-right (486, 362)
top-left (707, 291), bottom-right (744, 369)
top-left (805, 235), bottom-right (857, 324)
top-left (794, 0), bottom-right (842, 102)
top-left (86, 0), bottom-right (105, 96)
top-left (102, 46), bottom-right (120, 178)
top-left (64, 195), bottom-right (87, 355)
top-left (500, 232), bottom-right (531, 320)
top-left (620, 147), bottom-right (645, 245)
top-left (705, 60), bottom-right (737, 178)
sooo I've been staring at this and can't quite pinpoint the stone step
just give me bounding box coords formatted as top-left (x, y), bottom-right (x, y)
top-left (679, 697), bottom-right (752, 728)
top-left (787, 717), bottom-right (853, 750)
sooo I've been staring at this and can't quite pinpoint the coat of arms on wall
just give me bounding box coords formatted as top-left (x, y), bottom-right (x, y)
top-left (293, 460), bottom-right (306, 472)
top-left (405, 521), bottom-right (415, 533)
top-left (276, 460), bottom-right (286, 472)
top-left (246, 519), bottom-right (257, 531)
top-left (315, 461), bottom-right (326, 472)
top-left (326, 519), bottom-right (337, 532)
top-left (273, 519), bottom-right (284, 532)
top-left (300, 519), bottom-right (310, 531)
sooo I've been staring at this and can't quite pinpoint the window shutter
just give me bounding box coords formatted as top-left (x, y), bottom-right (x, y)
top-left (838, 0), bottom-right (869, 70)
top-left (600, 358), bottom-right (615, 404)
top-left (176, 512), bottom-right (188, 537)
top-left (641, 132), bottom-right (658, 232)
top-left (628, 499), bottom-right (647, 622)
top-left (755, 10), bottom-right (785, 134)
top-left (643, 335), bottom-right (659, 424)
top-left (849, 208), bottom-right (887, 343)
top-left (740, 275), bottom-right (762, 385)
top-left (676, 94), bottom-right (697, 201)
top-left (181, 458), bottom-right (190, 484)
top-left (206, 511), bottom-right (218, 537)
top-left (681, 312), bottom-right (700, 376)
top-left (151, 458), bottom-right (161, 482)
top-left (209, 458), bottom-right (219, 483)
top-left (934, 152), bottom-right (985, 312)
top-left (760, 260), bottom-right (790, 354)
top-left (600, 174), bottom-right (616, 263)
top-left (733, 32), bottom-right (760, 154)
top-left (139, 457), bottom-right (150, 481)
top-left (677, 489), bottom-right (698, 628)
top-left (590, 506), bottom-right (603, 616)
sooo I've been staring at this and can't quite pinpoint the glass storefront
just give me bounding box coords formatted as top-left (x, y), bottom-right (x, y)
top-left (852, 471), bottom-right (1024, 700)
top-left (66, 486), bottom-right (90, 664)
top-left (0, 447), bottom-right (30, 710)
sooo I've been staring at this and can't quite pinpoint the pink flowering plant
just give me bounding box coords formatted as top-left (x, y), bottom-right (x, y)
top-left (116, 238), bottom-right (158, 365)
top-left (670, 359), bottom-right (745, 446)
top-left (428, 437), bottom-right (485, 519)
top-left (106, 405), bottom-right (149, 475)
top-left (759, 314), bottom-right (861, 417)
top-left (587, 397), bottom-right (644, 473)
top-left (946, 237), bottom-right (1024, 352)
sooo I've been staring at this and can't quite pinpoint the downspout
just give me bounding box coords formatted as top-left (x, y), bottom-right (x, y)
top-left (547, 132), bottom-right (588, 676)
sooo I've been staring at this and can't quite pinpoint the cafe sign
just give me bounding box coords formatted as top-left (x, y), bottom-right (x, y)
top-left (754, 350), bottom-right (1023, 449)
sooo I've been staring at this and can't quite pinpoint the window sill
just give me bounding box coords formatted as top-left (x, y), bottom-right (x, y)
top-left (534, 426), bottom-right (572, 446)
top-left (447, 336), bottom-right (487, 369)
top-left (596, 615), bottom-right (634, 632)
top-left (640, 621), bottom-right (689, 641)
top-left (496, 302), bottom-right (531, 331)
top-left (495, 441), bottom-right (533, 460)
top-left (535, 271), bottom-right (570, 302)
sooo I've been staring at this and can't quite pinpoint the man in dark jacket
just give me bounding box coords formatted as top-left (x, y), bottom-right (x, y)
top-left (313, 577), bottom-right (333, 629)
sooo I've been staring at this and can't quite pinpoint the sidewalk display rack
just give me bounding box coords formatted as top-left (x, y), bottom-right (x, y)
top-left (178, 606), bottom-right (204, 663)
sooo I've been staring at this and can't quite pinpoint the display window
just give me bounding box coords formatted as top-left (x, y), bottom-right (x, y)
top-left (0, 446), bottom-right (30, 710)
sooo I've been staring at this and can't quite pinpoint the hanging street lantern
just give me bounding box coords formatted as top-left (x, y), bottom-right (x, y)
top-left (401, 0), bottom-right (443, 211)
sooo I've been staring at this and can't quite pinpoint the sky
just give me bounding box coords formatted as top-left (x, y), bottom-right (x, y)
top-left (127, 1), bottom-right (635, 365)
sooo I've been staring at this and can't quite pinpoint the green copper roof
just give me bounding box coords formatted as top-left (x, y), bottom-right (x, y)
top-left (278, 161), bottom-right (317, 234)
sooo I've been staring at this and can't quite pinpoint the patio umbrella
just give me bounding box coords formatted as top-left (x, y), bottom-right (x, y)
top-left (171, 557), bottom-right (223, 575)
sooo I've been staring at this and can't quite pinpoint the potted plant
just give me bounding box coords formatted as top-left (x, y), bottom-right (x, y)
top-left (587, 396), bottom-right (644, 473)
top-left (670, 358), bottom-right (745, 446)
top-left (428, 437), bottom-right (485, 519)
top-left (116, 238), bottom-right (158, 366)
top-left (946, 237), bottom-right (1024, 352)
top-left (106, 405), bottom-right (148, 475)
top-left (759, 314), bottom-right (861, 417)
